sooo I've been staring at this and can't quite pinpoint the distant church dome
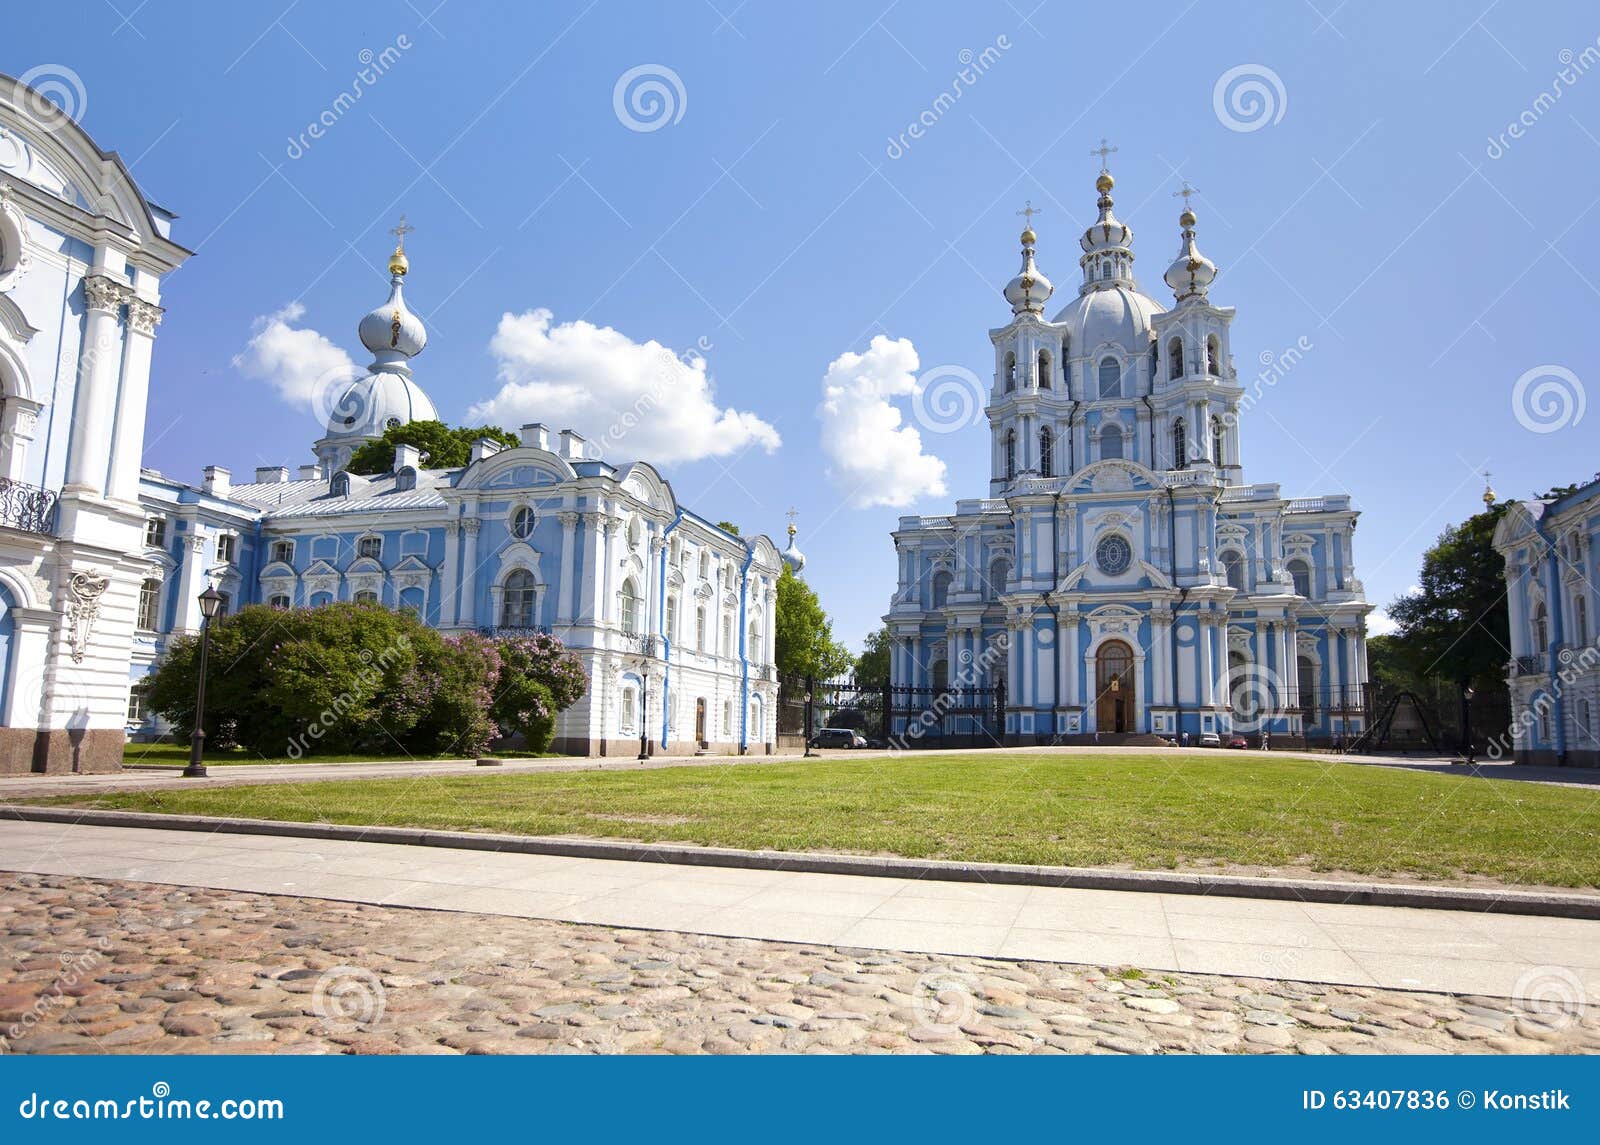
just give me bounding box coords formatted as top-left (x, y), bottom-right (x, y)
top-left (1052, 166), bottom-right (1165, 346)
top-left (1002, 212), bottom-right (1054, 316)
top-left (781, 522), bottom-right (806, 574)
top-left (1163, 205), bottom-right (1218, 303)
top-left (314, 223), bottom-right (438, 475)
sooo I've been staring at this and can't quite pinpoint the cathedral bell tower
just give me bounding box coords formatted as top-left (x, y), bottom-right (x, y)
top-left (986, 205), bottom-right (1064, 493)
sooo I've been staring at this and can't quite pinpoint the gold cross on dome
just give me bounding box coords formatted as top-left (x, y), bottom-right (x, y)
top-left (1090, 137), bottom-right (1118, 170)
top-left (1173, 180), bottom-right (1200, 206)
top-left (390, 214), bottom-right (415, 248)
top-left (1017, 200), bottom-right (1042, 225)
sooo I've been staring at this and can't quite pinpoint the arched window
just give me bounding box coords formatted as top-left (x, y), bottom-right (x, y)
top-left (932, 658), bottom-right (950, 693)
top-left (502, 568), bottom-right (537, 627)
top-left (931, 570), bottom-right (952, 609)
top-left (1223, 551), bottom-right (1246, 592)
top-left (353, 589), bottom-right (378, 605)
top-left (1004, 429), bottom-right (1017, 481)
top-left (357, 535), bottom-right (382, 561)
top-left (1288, 559), bottom-right (1311, 598)
top-left (665, 594), bottom-right (678, 643)
top-left (137, 579), bottom-right (161, 631)
top-left (723, 699), bottom-right (733, 738)
top-left (510, 506), bottom-right (536, 539)
top-left (749, 621), bottom-right (761, 661)
top-left (698, 550), bottom-right (710, 580)
top-left (1211, 416), bottom-right (1226, 468)
top-left (1206, 335), bottom-right (1222, 376)
top-left (1098, 357), bottom-right (1121, 399)
top-left (1039, 427), bottom-right (1053, 477)
top-left (1037, 350), bottom-right (1051, 390)
top-left (1004, 352), bottom-right (1016, 392)
top-left (1098, 423), bottom-right (1124, 460)
top-left (1168, 338), bottom-right (1183, 380)
top-left (1172, 418), bottom-right (1187, 470)
top-left (619, 578), bottom-right (640, 635)
top-left (989, 558), bottom-right (1010, 596)
top-left (695, 605), bottom-right (708, 651)
top-left (721, 612), bottom-right (733, 656)
top-left (1099, 261), bottom-right (1111, 281)
top-left (1533, 602), bottom-right (1548, 653)
top-left (268, 594), bottom-right (291, 610)
top-left (270, 540), bottom-right (294, 565)
top-left (1576, 594), bottom-right (1590, 644)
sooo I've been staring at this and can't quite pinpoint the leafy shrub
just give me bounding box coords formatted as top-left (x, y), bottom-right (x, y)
top-left (144, 602), bottom-right (585, 759)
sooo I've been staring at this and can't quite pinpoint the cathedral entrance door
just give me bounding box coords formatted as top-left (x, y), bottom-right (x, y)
top-left (695, 698), bottom-right (708, 747)
top-left (1095, 640), bottom-right (1134, 734)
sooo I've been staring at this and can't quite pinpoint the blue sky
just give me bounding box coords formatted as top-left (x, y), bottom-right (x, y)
top-left (9, 0), bottom-right (1599, 649)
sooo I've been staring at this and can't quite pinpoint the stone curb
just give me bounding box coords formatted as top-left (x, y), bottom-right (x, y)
top-left (5, 804), bottom-right (1598, 920)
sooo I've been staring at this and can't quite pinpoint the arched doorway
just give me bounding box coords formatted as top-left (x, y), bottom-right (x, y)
top-left (1095, 640), bottom-right (1134, 733)
top-left (695, 697), bottom-right (708, 747)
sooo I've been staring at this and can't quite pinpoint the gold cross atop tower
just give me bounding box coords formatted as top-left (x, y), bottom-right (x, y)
top-left (1090, 137), bottom-right (1118, 171)
top-left (1017, 200), bottom-right (1042, 225)
top-left (1173, 180), bottom-right (1200, 206)
top-left (387, 214), bottom-right (414, 276)
top-left (785, 506), bottom-right (799, 538)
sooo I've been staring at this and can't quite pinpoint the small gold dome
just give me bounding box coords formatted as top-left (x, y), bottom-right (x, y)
top-left (1096, 171), bottom-right (1114, 193)
top-left (388, 246), bottom-right (409, 276)
top-left (1179, 208), bottom-right (1197, 228)
top-left (1020, 226), bottom-right (1036, 246)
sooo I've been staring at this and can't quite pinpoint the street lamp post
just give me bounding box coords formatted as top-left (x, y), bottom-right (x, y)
top-left (184, 586), bottom-right (225, 779)
top-left (638, 660), bottom-right (650, 762)
top-left (1461, 682), bottom-right (1476, 765)
top-left (803, 676), bottom-right (815, 757)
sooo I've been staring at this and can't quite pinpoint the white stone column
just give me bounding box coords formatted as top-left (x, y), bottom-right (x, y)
top-left (600, 518), bottom-right (619, 625)
top-left (440, 521), bottom-right (460, 626)
top-left (107, 297), bottom-right (162, 503)
top-left (459, 518), bottom-right (480, 626)
top-left (556, 511), bottom-right (578, 626)
top-left (64, 274), bottom-right (130, 495)
top-left (171, 534), bottom-right (206, 634)
top-left (1199, 616), bottom-right (1216, 709)
top-left (1060, 609), bottom-right (1079, 709)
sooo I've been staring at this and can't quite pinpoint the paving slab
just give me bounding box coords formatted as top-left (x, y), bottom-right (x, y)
top-left (6, 819), bottom-right (1595, 1002)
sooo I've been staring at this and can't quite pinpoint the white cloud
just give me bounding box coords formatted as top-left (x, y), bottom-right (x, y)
top-left (1366, 609), bottom-right (1397, 637)
top-left (232, 302), bottom-right (357, 408)
top-left (816, 335), bottom-right (947, 508)
top-left (470, 309), bottom-right (780, 464)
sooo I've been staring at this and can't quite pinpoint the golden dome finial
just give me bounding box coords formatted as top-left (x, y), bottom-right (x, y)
top-left (388, 214), bottom-right (415, 277)
top-left (1017, 200), bottom-right (1041, 248)
top-left (1482, 468), bottom-right (1497, 508)
top-left (1173, 180), bottom-right (1199, 229)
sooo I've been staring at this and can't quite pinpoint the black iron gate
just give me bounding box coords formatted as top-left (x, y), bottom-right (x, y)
top-left (778, 675), bottom-right (1003, 747)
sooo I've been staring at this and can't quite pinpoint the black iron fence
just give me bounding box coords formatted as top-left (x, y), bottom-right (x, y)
top-left (778, 675), bottom-right (1003, 746)
top-left (0, 477), bottom-right (58, 536)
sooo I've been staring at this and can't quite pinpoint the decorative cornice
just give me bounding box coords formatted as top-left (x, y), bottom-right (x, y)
top-left (125, 297), bottom-right (164, 336)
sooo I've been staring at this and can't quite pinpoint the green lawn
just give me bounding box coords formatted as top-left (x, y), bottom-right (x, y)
top-left (41, 752), bottom-right (1600, 888)
top-left (120, 743), bottom-right (560, 768)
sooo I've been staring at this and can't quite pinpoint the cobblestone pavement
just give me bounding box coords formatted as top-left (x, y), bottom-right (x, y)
top-left (2, 875), bottom-right (1595, 1056)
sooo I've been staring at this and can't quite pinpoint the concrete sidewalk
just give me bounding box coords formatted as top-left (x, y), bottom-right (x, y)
top-left (3, 744), bottom-right (1591, 799)
top-left (2, 819), bottom-right (1594, 1002)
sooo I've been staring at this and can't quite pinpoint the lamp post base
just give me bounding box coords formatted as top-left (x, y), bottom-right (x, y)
top-left (183, 731), bottom-right (208, 778)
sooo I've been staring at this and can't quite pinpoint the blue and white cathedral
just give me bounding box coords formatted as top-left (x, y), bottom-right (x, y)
top-left (885, 167), bottom-right (1372, 745)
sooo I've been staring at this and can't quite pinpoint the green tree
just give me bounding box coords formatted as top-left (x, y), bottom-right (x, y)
top-left (774, 564), bottom-right (852, 681)
top-left (716, 520), bottom-right (741, 536)
top-left (346, 420), bottom-right (520, 475)
top-left (1385, 503), bottom-right (1510, 691)
top-left (854, 624), bottom-right (891, 684)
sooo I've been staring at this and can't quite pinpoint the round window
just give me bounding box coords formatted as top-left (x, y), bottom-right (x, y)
top-left (511, 506), bottom-right (535, 539)
top-left (1095, 535), bottom-right (1133, 576)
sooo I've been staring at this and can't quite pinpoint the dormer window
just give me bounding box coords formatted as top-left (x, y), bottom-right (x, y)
top-left (357, 536), bottom-right (382, 561)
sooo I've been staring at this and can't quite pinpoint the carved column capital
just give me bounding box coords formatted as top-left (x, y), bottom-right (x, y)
top-left (125, 297), bottom-right (164, 336)
top-left (81, 274), bottom-right (130, 315)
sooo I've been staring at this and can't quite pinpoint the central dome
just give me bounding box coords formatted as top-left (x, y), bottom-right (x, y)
top-left (1052, 284), bottom-right (1164, 353)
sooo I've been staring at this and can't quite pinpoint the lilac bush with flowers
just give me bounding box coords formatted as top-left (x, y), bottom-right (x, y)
top-left (146, 602), bottom-right (587, 758)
